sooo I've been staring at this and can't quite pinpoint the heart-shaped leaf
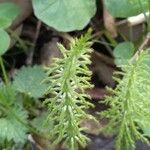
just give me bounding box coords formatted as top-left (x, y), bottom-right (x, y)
top-left (32, 0), bottom-right (96, 31)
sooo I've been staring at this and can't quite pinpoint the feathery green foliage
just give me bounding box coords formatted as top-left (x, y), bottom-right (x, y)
top-left (100, 50), bottom-right (150, 150)
top-left (44, 32), bottom-right (95, 150)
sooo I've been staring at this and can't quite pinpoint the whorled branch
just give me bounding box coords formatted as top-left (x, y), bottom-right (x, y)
top-left (100, 50), bottom-right (150, 150)
top-left (44, 32), bottom-right (96, 150)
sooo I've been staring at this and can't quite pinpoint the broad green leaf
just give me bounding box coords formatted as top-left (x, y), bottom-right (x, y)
top-left (0, 2), bottom-right (20, 29)
top-left (0, 84), bottom-right (28, 143)
top-left (13, 65), bottom-right (48, 98)
top-left (0, 29), bottom-right (10, 55)
top-left (0, 83), bottom-right (16, 106)
top-left (104, 0), bottom-right (149, 17)
top-left (0, 17), bottom-right (11, 29)
top-left (32, 0), bottom-right (96, 31)
top-left (113, 42), bottom-right (135, 66)
top-left (0, 106), bottom-right (28, 143)
top-left (31, 112), bottom-right (53, 134)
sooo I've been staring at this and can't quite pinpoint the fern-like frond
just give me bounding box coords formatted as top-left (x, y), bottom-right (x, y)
top-left (44, 31), bottom-right (95, 150)
top-left (100, 50), bottom-right (150, 150)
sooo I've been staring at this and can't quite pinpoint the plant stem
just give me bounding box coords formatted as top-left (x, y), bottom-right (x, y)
top-left (0, 56), bottom-right (9, 84)
top-left (148, 0), bottom-right (150, 29)
top-left (12, 109), bottom-right (47, 139)
top-left (138, 0), bottom-right (150, 31)
top-left (8, 30), bottom-right (28, 51)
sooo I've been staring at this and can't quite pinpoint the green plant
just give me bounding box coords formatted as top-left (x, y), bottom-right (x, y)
top-left (0, 2), bottom-right (20, 85)
top-left (0, 83), bottom-right (28, 143)
top-left (1, 1), bottom-right (150, 150)
top-left (0, 65), bottom-right (49, 148)
top-left (0, 2), bottom-right (97, 149)
top-left (0, 2), bottom-right (19, 55)
top-left (104, 0), bottom-right (149, 17)
top-left (0, 3), bottom-right (29, 147)
top-left (0, 1), bottom-right (96, 32)
top-left (0, 2), bottom-right (20, 29)
top-left (0, 4), bottom-right (49, 143)
top-left (100, 50), bottom-right (150, 150)
top-left (13, 65), bottom-right (48, 98)
top-left (104, 0), bottom-right (150, 31)
top-left (113, 42), bottom-right (135, 66)
top-left (32, 0), bottom-right (96, 32)
top-left (44, 31), bottom-right (95, 150)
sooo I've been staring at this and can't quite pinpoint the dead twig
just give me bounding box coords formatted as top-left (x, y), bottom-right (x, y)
top-left (131, 32), bottom-right (150, 63)
top-left (26, 21), bottom-right (42, 65)
top-left (139, 32), bottom-right (150, 50)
